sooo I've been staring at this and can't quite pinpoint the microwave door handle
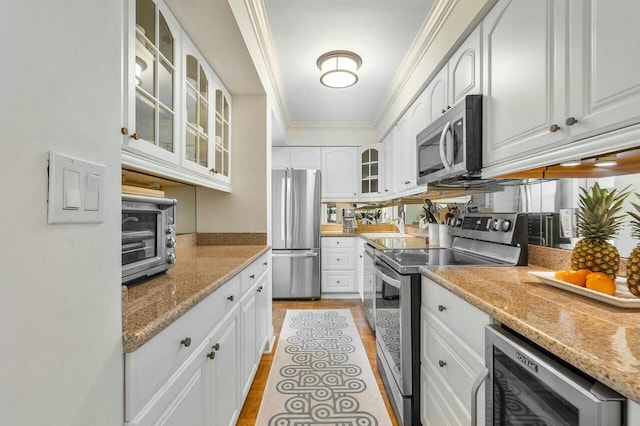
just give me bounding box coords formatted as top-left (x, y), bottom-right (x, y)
top-left (471, 367), bottom-right (489, 426)
top-left (439, 121), bottom-right (452, 171)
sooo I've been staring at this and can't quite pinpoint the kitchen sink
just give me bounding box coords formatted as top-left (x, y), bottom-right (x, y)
top-left (360, 232), bottom-right (415, 239)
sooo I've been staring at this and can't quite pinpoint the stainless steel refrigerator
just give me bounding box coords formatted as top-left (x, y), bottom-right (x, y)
top-left (272, 169), bottom-right (321, 299)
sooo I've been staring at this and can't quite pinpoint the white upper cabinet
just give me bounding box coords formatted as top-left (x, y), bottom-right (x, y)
top-left (271, 147), bottom-right (289, 169)
top-left (290, 147), bottom-right (322, 169)
top-left (122, 0), bottom-right (233, 191)
top-left (448, 26), bottom-right (482, 107)
top-left (426, 67), bottom-right (449, 124)
top-left (482, 0), bottom-right (567, 168)
top-left (321, 147), bottom-right (358, 200)
top-left (482, 0), bottom-right (640, 175)
top-left (382, 126), bottom-right (397, 195)
top-left (568, 0), bottom-right (640, 141)
top-left (124, 0), bottom-right (181, 164)
top-left (397, 92), bottom-right (427, 192)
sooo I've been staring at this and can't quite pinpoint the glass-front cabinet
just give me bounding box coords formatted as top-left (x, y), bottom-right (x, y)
top-left (359, 144), bottom-right (381, 197)
top-left (123, 0), bottom-right (232, 191)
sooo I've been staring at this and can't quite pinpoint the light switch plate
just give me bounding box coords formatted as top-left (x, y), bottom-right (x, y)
top-left (48, 152), bottom-right (106, 224)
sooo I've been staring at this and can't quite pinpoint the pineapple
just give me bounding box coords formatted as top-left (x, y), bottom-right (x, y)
top-left (627, 193), bottom-right (640, 297)
top-left (571, 182), bottom-right (631, 280)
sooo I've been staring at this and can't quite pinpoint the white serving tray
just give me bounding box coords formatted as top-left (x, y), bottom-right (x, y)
top-left (528, 271), bottom-right (640, 309)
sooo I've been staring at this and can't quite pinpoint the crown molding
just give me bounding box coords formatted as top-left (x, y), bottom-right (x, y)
top-left (288, 121), bottom-right (374, 129)
top-left (374, 0), bottom-right (459, 124)
top-left (243, 0), bottom-right (291, 124)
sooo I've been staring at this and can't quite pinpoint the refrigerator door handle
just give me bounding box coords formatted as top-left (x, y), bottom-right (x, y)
top-left (280, 173), bottom-right (287, 244)
top-left (285, 169), bottom-right (293, 247)
top-left (272, 251), bottom-right (319, 258)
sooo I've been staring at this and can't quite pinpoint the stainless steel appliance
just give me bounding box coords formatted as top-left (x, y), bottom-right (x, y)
top-left (272, 169), bottom-right (321, 299)
top-left (122, 194), bottom-right (177, 284)
top-left (342, 207), bottom-right (357, 232)
top-left (417, 95), bottom-right (482, 186)
top-left (528, 212), bottom-right (571, 248)
top-left (482, 325), bottom-right (623, 426)
top-left (371, 213), bottom-right (528, 425)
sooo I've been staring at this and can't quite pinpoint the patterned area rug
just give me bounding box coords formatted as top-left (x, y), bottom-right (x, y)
top-left (255, 309), bottom-right (393, 426)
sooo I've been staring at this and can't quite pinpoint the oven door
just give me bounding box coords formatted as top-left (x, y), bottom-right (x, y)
top-left (373, 260), bottom-right (412, 396)
top-left (485, 325), bottom-right (623, 426)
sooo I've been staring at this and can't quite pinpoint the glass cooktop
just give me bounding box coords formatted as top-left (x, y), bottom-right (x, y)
top-left (376, 248), bottom-right (510, 274)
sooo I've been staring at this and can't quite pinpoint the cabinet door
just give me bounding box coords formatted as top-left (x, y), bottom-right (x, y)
top-left (124, 0), bottom-right (181, 164)
top-left (272, 147), bottom-right (290, 169)
top-left (482, 0), bottom-right (567, 167)
top-left (426, 66), bottom-right (449, 124)
top-left (212, 85), bottom-right (232, 183)
top-left (210, 310), bottom-right (240, 426)
top-left (358, 144), bottom-right (381, 197)
top-left (240, 289), bottom-right (257, 400)
top-left (448, 25), bottom-right (482, 106)
top-left (255, 274), bottom-right (269, 356)
top-left (321, 271), bottom-right (355, 293)
top-left (321, 147), bottom-right (358, 200)
top-left (568, 0), bottom-right (640, 141)
top-left (396, 109), bottom-right (414, 190)
top-left (382, 126), bottom-right (397, 195)
top-left (290, 147), bottom-right (322, 169)
top-left (126, 341), bottom-right (210, 426)
top-left (355, 238), bottom-right (365, 302)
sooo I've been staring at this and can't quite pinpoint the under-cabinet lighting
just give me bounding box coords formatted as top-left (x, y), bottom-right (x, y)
top-left (559, 160), bottom-right (581, 167)
top-left (594, 155), bottom-right (617, 167)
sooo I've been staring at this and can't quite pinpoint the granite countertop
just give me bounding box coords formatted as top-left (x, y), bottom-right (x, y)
top-left (420, 265), bottom-right (640, 403)
top-left (122, 244), bottom-right (270, 352)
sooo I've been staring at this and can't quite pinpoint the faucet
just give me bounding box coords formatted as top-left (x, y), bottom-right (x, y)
top-left (394, 211), bottom-right (405, 235)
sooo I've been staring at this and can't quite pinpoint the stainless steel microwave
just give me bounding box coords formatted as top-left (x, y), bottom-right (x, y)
top-left (416, 94), bottom-right (482, 186)
top-left (122, 194), bottom-right (177, 284)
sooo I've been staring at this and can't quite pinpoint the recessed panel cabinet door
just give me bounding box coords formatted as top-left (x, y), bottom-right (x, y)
top-left (482, 0), bottom-right (567, 167)
top-left (210, 311), bottom-right (240, 426)
top-left (321, 147), bottom-right (357, 199)
top-left (290, 146), bottom-right (322, 169)
top-left (568, 0), bottom-right (640, 141)
top-left (448, 25), bottom-right (481, 106)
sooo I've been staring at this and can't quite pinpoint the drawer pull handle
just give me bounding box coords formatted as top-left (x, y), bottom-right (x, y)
top-left (565, 116), bottom-right (578, 126)
top-left (438, 360), bottom-right (447, 368)
top-left (249, 274), bottom-right (255, 279)
top-left (180, 337), bottom-right (192, 347)
top-left (227, 295), bottom-right (235, 302)
top-left (207, 351), bottom-right (216, 360)
top-left (263, 261), bottom-right (268, 266)
top-left (549, 124), bottom-right (561, 133)
top-left (336, 241), bottom-right (340, 245)
top-left (438, 305), bottom-right (446, 312)
top-left (257, 286), bottom-right (263, 293)
top-left (212, 343), bottom-right (220, 351)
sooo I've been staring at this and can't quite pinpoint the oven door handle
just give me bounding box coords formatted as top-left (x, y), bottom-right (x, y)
top-left (471, 367), bottom-right (489, 426)
top-left (373, 264), bottom-right (401, 288)
top-left (439, 121), bottom-right (452, 171)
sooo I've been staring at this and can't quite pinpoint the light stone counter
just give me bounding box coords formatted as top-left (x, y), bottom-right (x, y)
top-left (122, 244), bottom-right (270, 352)
top-left (420, 265), bottom-right (640, 403)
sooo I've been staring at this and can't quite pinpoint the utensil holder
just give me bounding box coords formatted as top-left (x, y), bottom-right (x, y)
top-left (439, 224), bottom-right (452, 248)
top-left (428, 224), bottom-right (440, 246)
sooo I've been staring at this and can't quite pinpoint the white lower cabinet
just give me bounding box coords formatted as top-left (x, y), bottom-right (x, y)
top-left (125, 252), bottom-right (271, 426)
top-left (420, 276), bottom-right (491, 426)
top-left (321, 237), bottom-right (357, 295)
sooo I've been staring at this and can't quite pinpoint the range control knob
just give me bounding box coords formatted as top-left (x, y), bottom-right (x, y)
top-left (167, 237), bottom-right (176, 248)
top-left (492, 219), bottom-right (501, 231)
top-left (454, 218), bottom-right (463, 227)
top-left (167, 253), bottom-right (176, 264)
top-left (165, 227), bottom-right (173, 234)
top-left (501, 219), bottom-right (512, 232)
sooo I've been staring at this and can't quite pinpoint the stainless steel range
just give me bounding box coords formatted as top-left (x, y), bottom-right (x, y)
top-left (370, 213), bottom-right (528, 426)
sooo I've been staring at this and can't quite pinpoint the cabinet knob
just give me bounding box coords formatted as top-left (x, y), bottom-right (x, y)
top-left (565, 117), bottom-right (578, 126)
top-left (549, 124), bottom-right (561, 133)
top-left (385, 189), bottom-right (389, 192)
top-left (336, 242), bottom-right (340, 245)
top-left (249, 274), bottom-right (255, 279)
top-left (207, 351), bottom-right (216, 360)
top-left (131, 132), bottom-right (141, 140)
top-left (120, 127), bottom-right (129, 135)
top-left (441, 108), bottom-right (446, 114)
top-left (336, 280), bottom-right (340, 284)
top-left (209, 168), bottom-right (218, 174)
top-left (359, 255), bottom-right (363, 258)
top-left (257, 286), bottom-right (263, 293)
top-left (227, 295), bottom-right (234, 302)
top-left (438, 304), bottom-right (446, 312)
top-left (180, 337), bottom-right (192, 347)
top-left (447, 105), bottom-right (451, 110)
top-left (438, 360), bottom-right (447, 368)
top-left (336, 258), bottom-right (340, 262)
top-left (405, 180), bottom-right (410, 185)
top-left (263, 262), bottom-right (268, 266)
top-left (212, 343), bottom-right (220, 351)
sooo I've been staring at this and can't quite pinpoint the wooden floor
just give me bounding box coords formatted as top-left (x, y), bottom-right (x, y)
top-left (237, 299), bottom-right (400, 426)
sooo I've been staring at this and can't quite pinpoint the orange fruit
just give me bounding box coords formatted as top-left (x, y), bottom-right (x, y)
top-left (554, 270), bottom-right (567, 280)
top-left (576, 269), bottom-right (592, 282)
top-left (561, 270), bottom-right (587, 286)
top-left (585, 273), bottom-right (616, 295)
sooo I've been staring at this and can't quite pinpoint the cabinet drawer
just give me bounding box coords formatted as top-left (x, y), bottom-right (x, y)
top-left (421, 277), bottom-right (490, 356)
top-left (321, 248), bottom-right (354, 269)
top-left (241, 252), bottom-right (269, 293)
top-left (321, 271), bottom-right (354, 292)
top-left (125, 275), bottom-right (240, 420)
top-left (321, 237), bottom-right (355, 248)
top-left (422, 310), bottom-right (484, 418)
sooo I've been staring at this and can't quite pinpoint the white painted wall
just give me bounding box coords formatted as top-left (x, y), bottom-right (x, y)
top-left (286, 124), bottom-right (376, 146)
top-left (196, 96), bottom-right (268, 232)
top-left (164, 185), bottom-right (197, 234)
top-left (0, 2), bottom-right (123, 425)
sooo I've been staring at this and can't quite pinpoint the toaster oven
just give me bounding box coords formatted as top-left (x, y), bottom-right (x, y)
top-left (122, 194), bottom-right (177, 284)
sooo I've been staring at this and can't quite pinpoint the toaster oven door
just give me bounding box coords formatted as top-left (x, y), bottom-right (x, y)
top-left (122, 209), bottom-right (164, 281)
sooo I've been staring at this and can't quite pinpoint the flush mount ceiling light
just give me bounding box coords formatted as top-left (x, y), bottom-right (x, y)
top-left (317, 50), bottom-right (362, 88)
top-left (594, 154), bottom-right (618, 167)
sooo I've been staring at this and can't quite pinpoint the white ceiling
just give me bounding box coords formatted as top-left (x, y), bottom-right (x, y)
top-left (264, 0), bottom-right (434, 124)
